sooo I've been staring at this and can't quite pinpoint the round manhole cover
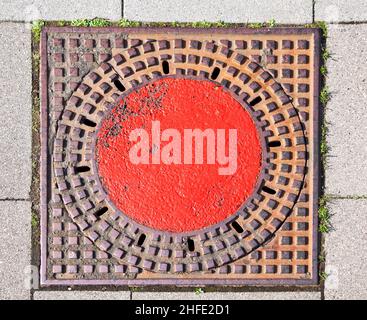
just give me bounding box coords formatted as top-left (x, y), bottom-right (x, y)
top-left (95, 77), bottom-right (262, 233)
top-left (54, 40), bottom-right (307, 273)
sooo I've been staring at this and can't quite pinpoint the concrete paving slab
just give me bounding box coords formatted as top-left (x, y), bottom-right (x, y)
top-left (132, 291), bottom-right (321, 300)
top-left (0, 0), bottom-right (121, 21)
top-left (325, 199), bottom-right (367, 300)
top-left (325, 24), bottom-right (367, 196)
top-left (34, 290), bottom-right (131, 300)
top-left (315, 0), bottom-right (367, 23)
top-left (0, 201), bottom-right (31, 300)
top-left (0, 22), bottom-right (32, 199)
top-left (124, 0), bottom-right (313, 24)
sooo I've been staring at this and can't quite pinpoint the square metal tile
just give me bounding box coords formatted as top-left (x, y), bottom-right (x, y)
top-left (40, 27), bottom-right (320, 286)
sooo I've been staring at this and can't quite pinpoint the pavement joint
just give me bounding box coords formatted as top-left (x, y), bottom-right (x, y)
top-left (0, 198), bottom-right (30, 201)
top-left (326, 195), bottom-right (367, 200)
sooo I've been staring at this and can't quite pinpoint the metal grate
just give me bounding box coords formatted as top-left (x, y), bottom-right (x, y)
top-left (40, 27), bottom-right (320, 286)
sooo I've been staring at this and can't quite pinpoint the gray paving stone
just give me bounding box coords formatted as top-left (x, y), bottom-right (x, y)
top-left (315, 0), bottom-right (367, 22)
top-left (0, 0), bottom-right (121, 21)
top-left (34, 290), bottom-right (131, 300)
top-left (124, 0), bottom-right (313, 24)
top-left (0, 22), bottom-right (32, 199)
top-left (0, 201), bottom-right (31, 300)
top-left (132, 291), bottom-right (321, 300)
top-left (325, 24), bottom-right (367, 196)
top-left (325, 199), bottom-right (367, 300)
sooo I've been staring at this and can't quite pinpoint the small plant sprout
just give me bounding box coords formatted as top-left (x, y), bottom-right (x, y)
top-left (320, 86), bottom-right (330, 106)
top-left (319, 197), bottom-right (331, 233)
top-left (320, 65), bottom-right (328, 76)
top-left (194, 287), bottom-right (204, 295)
top-left (32, 20), bottom-right (45, 42)
top-left (249, 22), bottom-right (264, 29)
top-left (319, 271), bottom-right (329, 281)
top-left (71, 18), bottom-right (111, 27)
top-left (268, 19), bottom-right (276, 27)
top-left (118, 19), bottom-right (142, 27)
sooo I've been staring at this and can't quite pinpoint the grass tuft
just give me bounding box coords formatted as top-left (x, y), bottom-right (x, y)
top-left (191, 21), bottom-right (228, 28)
top-left (320, 65), bottom-right (328, 76)
top-left (56, 20), bottom-right (67, 27)
top-left (306, 21), bottom-right (328, 38)
top-left (249, 22), bottom-right (265, 29)
top-left (319, 196), bottom-right (331, 233)
top-left (191, 21), bottom-right (214, 28)
top-left (194, 287), bottom-right (205, 295)
top-left (320, 86), bottom-right (330, 106)
top-left (320, 122), bottom-right (329, 165)
top-left (89, 18), bottom-right (112, 27)
top-left (322, 47), bottom-right (331, 62)
top-left (32, 20), bottom-right (45, 43)
top-left (318, 253), bottom-right (326, 263)
top-left (267, 19), bottom-right (277, 28)
top-left (31, 211), bottom-right (39, 229)
top-left (118, 18), bottom-right (142, 27)
top-left (315, 21), bottom-right (328, 38)
top-left (319, 271), bottom-right (329, 281)
top-left (70, 18), bottom-right (112, 27)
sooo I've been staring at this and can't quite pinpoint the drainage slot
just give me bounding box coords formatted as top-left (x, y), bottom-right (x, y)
top-left (95, 206), bottom-right (108, 217)
top-left (80, 116), bottom-right (96, 128)
top-left (187, 238), bottom-right (195, 251)
top-left (210, 67), bottom-right (220, 80)
top-left (249, 96), bottom-right (262, 106)
top-left (231, 221), bottom-right (244, 233)
top-left (268, 140), bottom-right (281, 147)
top-left (137, 234), bottom-right (146, 246)
top-left (262, 185), bottom-right (276, 195)
top-left (113, 79), bottom-right (126, 92)
top-left (74, 165), bottom-right (90, 173)
top-left (162, 60), bottom-right (170, 74)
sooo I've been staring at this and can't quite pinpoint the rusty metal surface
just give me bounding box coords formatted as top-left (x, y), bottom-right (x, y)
top-left (40, 27), bottom-right (320, 286)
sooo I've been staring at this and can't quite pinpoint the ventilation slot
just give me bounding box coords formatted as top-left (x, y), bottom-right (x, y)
top-left (268, 140), bottom-right (281, 147)
top-left (113, 79), bottom-right (126, 92)
top-left (80, 116), bottom-right (96, 128)
top-left (162, 60), bottom-right (170, 74)
top-left (249, 96), bottom-right (262, 106)
top-left (74, 165), bottom-right (90, 173)
top-left (187, 238), bottom-right (195, 252)
top-left (210, 67), bottom-right (220, 80)
top-left (95, 207), bottom-right (108, 217)
top-left (232, 221), bottom-right (244, 233)
top-left (137, 234), bottom-right (146, 246)
top-left (262, 185), bottom-right (276, 195)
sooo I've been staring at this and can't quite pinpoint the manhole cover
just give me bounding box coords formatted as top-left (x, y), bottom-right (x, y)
top-left (40, 27), bottom-right (320, 285)
top-left (96, 77), bottom-right (262, 233)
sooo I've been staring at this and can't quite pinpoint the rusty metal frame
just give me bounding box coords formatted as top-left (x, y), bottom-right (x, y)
top-left (40, 27), bottom-right (321, 287)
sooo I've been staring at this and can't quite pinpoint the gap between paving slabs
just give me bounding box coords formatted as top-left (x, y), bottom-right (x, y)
top-left (31, 18), bottom-right (326, 293)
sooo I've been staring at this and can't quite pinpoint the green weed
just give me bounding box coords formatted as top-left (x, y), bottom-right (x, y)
top-left (32, 20), bottom-right (45, 43)
top-left (319, 196), bottom-right (331, 233)
top-left (70, 18), bottom-right (111, 27)
top-left (267, 19), bottom-right (277, 28)
top-left (194, 287), bottom-right (205, 295)
top-left (118, 19), bottom-right (142, 27)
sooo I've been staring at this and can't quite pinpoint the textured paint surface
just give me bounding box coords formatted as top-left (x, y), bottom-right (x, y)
top-left (96, 78), bottom-right (261, 232)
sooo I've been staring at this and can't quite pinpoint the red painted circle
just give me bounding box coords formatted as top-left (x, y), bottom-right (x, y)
top-left (96, 78), bottom-right (261, 232)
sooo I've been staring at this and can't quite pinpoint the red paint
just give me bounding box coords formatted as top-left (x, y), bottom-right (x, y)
top-left (96, 78), bottom-right (261, 232)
